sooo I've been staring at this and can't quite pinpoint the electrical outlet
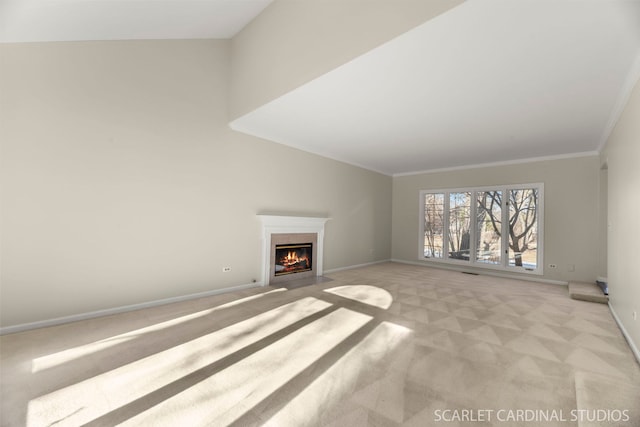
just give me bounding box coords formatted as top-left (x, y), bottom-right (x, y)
top-left (549, 264), bottom-right (557, 268)
top-left (633, 311), bottom-right (637, 321)
top-left (222, 267), bottom-right (231, 273)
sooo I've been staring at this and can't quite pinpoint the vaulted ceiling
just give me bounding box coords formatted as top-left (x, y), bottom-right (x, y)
top-left (2, 0), bottom-right (638, 175)
top-left (231, 0), bottom-right (640, 175)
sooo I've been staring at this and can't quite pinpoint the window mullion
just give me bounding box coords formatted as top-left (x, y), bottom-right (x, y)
top-left (502, 187), bottom-right (509, 268)
top-left (443, 192), bottom-right (450, 260)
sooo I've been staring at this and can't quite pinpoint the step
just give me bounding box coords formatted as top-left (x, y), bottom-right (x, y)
top-left (568, 281), bottom-right (608, 304)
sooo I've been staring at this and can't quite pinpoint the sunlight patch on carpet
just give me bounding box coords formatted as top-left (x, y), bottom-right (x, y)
top-left (324, 285), bottom-right (393, 309)
top-left (26, 295), bottom-right (326, 427)
top-left (31, 288), bottom-right (287, 373)
top-left (118, 308), bottom-right (374, 426)
top-left (266, 321), bottom-right (413, 425)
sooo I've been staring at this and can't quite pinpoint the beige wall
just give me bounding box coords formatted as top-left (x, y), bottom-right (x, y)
top-left (597, 166), bottom-right (608, 278)
top-left (600, 76), bottom-right (640, 354)
top-left (0, 40), bottom-right (392, 328)
top-left (229, 0), bottom-right (463, 120)
top-left (392, 156), bottom-right (600, 283)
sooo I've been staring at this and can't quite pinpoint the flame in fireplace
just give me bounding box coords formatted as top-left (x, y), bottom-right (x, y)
top-left (275, 244), bottom-right (312, 276)
top-left (282, 251), bottom-right (308, 267)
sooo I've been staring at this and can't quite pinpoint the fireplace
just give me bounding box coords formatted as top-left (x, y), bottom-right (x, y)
top-left (274, 243), bottom-right (313, 276)
top-left (258, 215), bottom-right (330, 285)
top-left (268, 233), bottom-right (317, 284)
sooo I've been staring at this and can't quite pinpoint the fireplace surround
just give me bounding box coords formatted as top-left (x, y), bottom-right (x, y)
top-left (257, 215), bottom-right (330, 285)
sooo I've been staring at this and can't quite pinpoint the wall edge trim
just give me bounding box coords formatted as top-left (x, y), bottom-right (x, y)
top-left (390, 258), bottom-right (568, 285)
top-left (324, 259), bottom-right (391, 274)
top-left (608, 302), bottom-right (640, 365)
top-left (0, 281), bottom-right (263, 336)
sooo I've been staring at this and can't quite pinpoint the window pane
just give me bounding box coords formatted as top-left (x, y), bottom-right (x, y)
top-left (448, 192), bottom-right (471, 261)
top-left (476, 191), bottom-right (502, 264)
top-left (424, 193), bottom-right (444, 258)
top-left (508, 189), bottom-right (538, 269)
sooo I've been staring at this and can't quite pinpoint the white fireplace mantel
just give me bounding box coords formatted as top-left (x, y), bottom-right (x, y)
top-left (257, 215), bottom-right (330, 285)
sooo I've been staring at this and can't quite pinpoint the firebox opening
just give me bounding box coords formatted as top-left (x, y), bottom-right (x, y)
top-left (274, 243), bottom-right (313, 276)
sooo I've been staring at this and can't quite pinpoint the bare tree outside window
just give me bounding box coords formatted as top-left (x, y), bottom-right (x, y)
top-left (448, 192), bottom-right (471, 260)
top-left (424, 194), bottom-right (444, 258)
top-left (476, 191), bottom-right (502, 264)
top-left (422, 185), bottom-right (541, 272)
top-left (508, 189), bottom-right (538, 268)
top-left (477, 189), bottom-right (538, 268)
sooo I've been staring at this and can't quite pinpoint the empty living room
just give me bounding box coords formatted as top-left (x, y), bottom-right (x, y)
top-left (1, 1), bottom-right (639, 426)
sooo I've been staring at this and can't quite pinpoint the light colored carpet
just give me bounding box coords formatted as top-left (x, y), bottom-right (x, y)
top-left (1, 262), bottom-right (638, 426)
top-left (574, 371), bottom-right (640, 427)
top-left (568, 282), bottom-right (609, 304)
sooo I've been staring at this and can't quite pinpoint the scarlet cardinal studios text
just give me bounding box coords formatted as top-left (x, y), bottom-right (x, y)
top-left (433, 408), bottom-right (630, 423)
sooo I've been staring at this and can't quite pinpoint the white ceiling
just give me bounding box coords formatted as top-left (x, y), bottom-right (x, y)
top-left (0, 0), bottom-right (272, 42)
top-left (231, 0), bottom-right (640, 175)
top-left (2, 1), bottom-right (638, 176)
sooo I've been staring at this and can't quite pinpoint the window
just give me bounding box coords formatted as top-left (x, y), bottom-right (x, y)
top-left (419, 184), bottom-right (543, 274)
top-left (476, 190), bottom-right (502, 265)
top-left (448, 192), bottom-right (471, 261)
top-left (424, 193), bottom-right (444, 258)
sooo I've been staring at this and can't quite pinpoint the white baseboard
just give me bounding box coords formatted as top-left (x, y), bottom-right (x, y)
top-left (324, 259), bottom-right (391, 274)
top-left (608, 302), bottom-right (640, 365)
top-left (0, 258), bottom-right (570, 335)
top-left (0, 282), bottom-right (263, 336)
top-left (1, 258), bottom-right (391, 335)
top-left (390, 258), bottom-right (568, 286)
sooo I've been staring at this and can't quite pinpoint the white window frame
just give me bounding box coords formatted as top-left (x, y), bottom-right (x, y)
top-left (418, 183), bottom-right (544, 275)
